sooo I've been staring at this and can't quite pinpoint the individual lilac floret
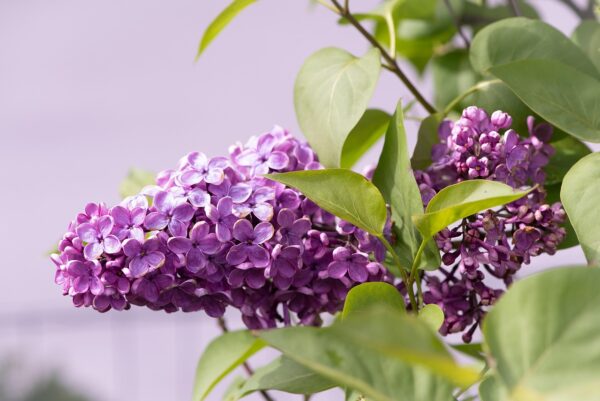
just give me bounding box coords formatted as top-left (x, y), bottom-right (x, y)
top-left (51, 126), bottom-right (389, 327)
top-left (416, 107), bottom-right (566, 342)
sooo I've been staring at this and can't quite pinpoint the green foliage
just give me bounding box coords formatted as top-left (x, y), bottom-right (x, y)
top-left (342, 282), bottom-right (406, 318)
top-left (490, 59), bottom-right (600, 143)
top-left (451, 343), bottom-right (485, 362)
top-left (432, 49), bottom-right (479, 110)
top-left (561, 153), bottom-right (600, 265)
top-left (258, 307), bottom-right (480, 400)
top-left (119, 168), bottom-right (155, 199)
top-left (417, 304), bottom-right (444, 331)
top-left (341, 109), bottom-right (391, 169)
top-left (294, 47), bottom-right (381, 167)
top-left (373, 103), bottom-right (440, 271)
top-left (266, 169), bottom-right (388, 236)
top-left (413, 180), bottom-right (531, 239)
top-left (545, 136), bottom-right (591, 186)
top-left (482, 267), bottom-right (600, 400)
top-left (572, 20), bottom-right (600, 73)
top-left (196, 0), bottom-right (256, 59)
top-left (192, 330), bottom-right (265, 401)
top-left (411, 113), bottom-right (443, 170)
top-left (478, 375), bottom-right (507, 401)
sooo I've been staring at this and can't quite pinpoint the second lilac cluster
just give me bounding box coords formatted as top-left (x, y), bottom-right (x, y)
top-left (416, 107), bottom-right (566, 341)
top-left (51, 128), bottom-right (389, 328)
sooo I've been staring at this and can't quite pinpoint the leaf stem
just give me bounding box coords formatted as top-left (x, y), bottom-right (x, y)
top-left (408, 239), bottom-right (427, 285)
top-left (443, 0), bottom-right (470, 48)
top-left (327, 0), bottom-right (437, 114)
top-left (379, 235), bottom-right (418, 312)
top-left (443, 79), bottom-right (501, 116)
top-left (507, 0), bottom-right (522, 16)
top-left (217, 318), bottom-right (276, 401)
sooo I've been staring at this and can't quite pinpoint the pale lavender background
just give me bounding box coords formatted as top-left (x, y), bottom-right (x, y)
top-left (0, 1), bottom-right (590, 400)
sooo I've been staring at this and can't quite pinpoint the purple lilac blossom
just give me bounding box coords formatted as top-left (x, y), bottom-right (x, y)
top-left (51, 126), bottom-right (389, 327)
top-left (416, 107), bottom-right (566, 342)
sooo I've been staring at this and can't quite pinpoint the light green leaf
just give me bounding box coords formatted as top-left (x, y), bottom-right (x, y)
top-left (342, 282), bottom-right (405, 319)
top-left (561, 153), bottom-right (600, 265)
top-left (192, 330), bottom-right (265, 401)
top-left (413, 180), bottom-right (531, 238)
top-left (572, 20), bottom-right (600, 73)
top-left (119, 168), bottom-right (155, 199)
top-left (418, 304), bottom-right (444, 331)
top-left (222, 376), bottom-right (246, 401)
top-left (470, 17), bottom-right (599, 78)
top-left (341, 109), bottom-right (391, 169)
top-left (196, 0), bottom-right (256, 59)
top-left (259, 307), bottom-right (480, 401)
top-left (294, 47), bottom-right (381, 167)
top-left (411, 113), bottom-right (443, 171)
top-left (490, 59), bottom-right (600, 143)
top-left (239, 357), bottom-right (335, 396)
top-left (544, 136), bottom-right (591, 186)
top-left (373, 103), bottom-right (441, 270)
top-left (451, 343), bottom-right (485, 362)
top-left (478, 375), bottom-right (508, 401)
top-left (482, 267), bottom-right (600, 401)
top-left (265, 169), bottom-right (387, 235)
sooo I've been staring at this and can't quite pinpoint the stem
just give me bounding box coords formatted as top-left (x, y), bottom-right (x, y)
top-left (557, 0), bottom-right (596, 19)
top-left (217, 318), bottom-right (276, 401)
top-left (443, 0), bottom-right (470, 48)
top-left (508, 0), bottom-right (522, 16)
top-left (408, 240), bottom-right (427, 285)
top-left (379, 236), bottom-right (418, 312)
top-left (316, 0), bottom-right (339, 13)
top-left (443, 79), bottom-right (501, 116)
top-left (328, 0), bottom-right (437, 114)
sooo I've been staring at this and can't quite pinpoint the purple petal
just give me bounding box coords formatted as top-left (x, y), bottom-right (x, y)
top-left (230, 184), bottom-right (252, 203)
top-left (216, 223), bottom-right (232, 242)
top-left (111, 206), bottom-right (130, 227)
top-left (89, 276), bottom-right (105, 296)
top-left (217, 196), bottom-right (233, 216)
top-left (130, 207), bottom-right (146, 226)
top-left (186, 248), bottom-right (207, 273)
top-left (72, 276), bottom-right (90, 293)
top-left (246, 269), bottom-right (266, 289)
top-left (236, 149), bottom-right (261, 167)
top-left (205, 168), bottom-right (224, 185)
top-left (145, 251), bottom-right (165, 268)
top-left (76, 223), bottom-right (98, 243)
top-left (348, 263), bottom-right (368, 282)
top-left (84, 242), bottom-right (104, 260)
top-left (168, 219), bottom-right (189, 237)
top-left (129, 256), bottom-right (149, 278)
top-left (122, 238), bottom-right (142, 257)
top-left (168, 237), bottom-right (192, 254)
top-left (290, 218), bottom-right (311, 235)
top-left (172, 203), bottom-right (194, 222)
top-left (188, 152), bottom-right (208, 169)
top-left (188, 188), bottom-right (211, 208)
top-left (226, 243), bottom-right (248, 265)
top-left (197, 234), bottom-right (221, 254)
top-left (257, 133), bottom-right (276, 155)
top-left (154, 191), bottom-right (175, 213)
top-left (252, 203), bottom-right (273, 221)
top-left (67, 260), bottom-right (87, 276)
top-left (507, 145), bottom-right (529, 170)
top-left (144, 212), bottom-right (169, 230)
top-left (232, 219), bottom-right (254, 242)
top-left (190, 221), bottom-right (210, 243)
top-left (253, 187), bottom-right (275, 203)
top-left (233, 204), bottom-right (252, 218)
top-left (247, 245), bottom-right (270, 268)
top-left (267, 151), bottom-right (289, 170)
top-left (103, 235), bottom-right (121, 254)
top-left (277, 208), bottom-right (295, 228)
top-left (228, 269), bottom-right (246, 288)
top-left (253, 222), bottom-right (274, 244)
top-left (328, 261), bottom-right (348, 279)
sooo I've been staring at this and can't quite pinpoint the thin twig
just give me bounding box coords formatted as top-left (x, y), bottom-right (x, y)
top-left (217, 317), bottom-right (276, 401)
top-left (507, 0), bottom-right (522, 16)
top-left (558, 0), bottom-right (596, 19)
top-left (443, 0), bottom-right (470, 48)
top-left (328, 0), bottom-right (437, 114)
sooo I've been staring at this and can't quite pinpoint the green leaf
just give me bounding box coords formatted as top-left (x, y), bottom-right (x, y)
top-left (561, 153), bottom-right (600, 265)
top-left (259, 307), bottom-right (480, 401)
top-left (222, 376), bottom-right (246, 401)
top-left (411, 113), bottom-right (443, 170)
top-left (239, 357), bottom-right (335, 396)
top-left (294, 47), bottom-right (382, 167)
top-left (342, 282), bottom-right (405, 319)
top-left (196, 0), bottom-right (256, 59)
top-left (470, 17), bottom-right (599, 78)
top-left (432, 50), bottom-right (479, 110)
top-left (265, 169), bottom-right (387, 235)
top-left (341, 109), bottom-right (391, 169)
top-left (417, 304), bottom-right (444, 331)
top-left (478, 375), bottom-right (508, 401)
top-left (482, 267), bottom-right (600, 400)
top-left (451, 343), bottom-right (485, 362)
top-left (544, 136), bottom-right (591, 186)
top-left (413, 180), bottom-right (531, 238)
top-left (119, 168), bottom-right (155, 199)
top-left (489, 59), bottom-right (600, 143)
top-left (192, 330), bottom-right (265, 401)
top-left (572, 20), bottom-right (600, 73)
top-left (373, 103), bottom-right (441, 270)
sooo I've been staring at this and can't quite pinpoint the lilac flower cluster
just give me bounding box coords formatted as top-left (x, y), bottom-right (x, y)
top-left (416, 107), bottom-right (566, 342)
top-left (51, 127), bottom-right (389, 328)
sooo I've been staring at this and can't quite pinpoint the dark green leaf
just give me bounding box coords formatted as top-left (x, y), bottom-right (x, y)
top-left (572, 20), bottom-right (600, 73)
top-left (470, 17), bottom-right (599, 78)
top-left (373, 103), bottom-right (441, 270)
top-left (119, 168), bottom-right (155, 199)
top-left (342, 282), bottom-right (405, 319)
top-left (482, 267), bottom-right (600, 400)
top-left (192, 330), bottom-right (265, 401)
top-left (341, 109), bottom-right (391, 169)
top-left (561, 153), bottom-right (600, 265)
top-left (451, 343), bottom-right (485, 362)
top-left (545, 136), bottom-right (591, 186)
top-left (266, 169), bottom-right (387, 235)
top-left (432, 50), bottom-right (479, 110)
top-left (411, 113), bottom-right (443, 170)
top-left (414, 180), bottom-right (531, 238)
top-left (294, 47), bottom-right (381, 167)
top-left (196, 0), bottom-right (256, 59)
top-left (490, 59), bottom-right (600, 143)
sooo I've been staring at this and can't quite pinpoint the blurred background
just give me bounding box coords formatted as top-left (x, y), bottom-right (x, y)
top-left (0, 0), bottom-right (591, 400)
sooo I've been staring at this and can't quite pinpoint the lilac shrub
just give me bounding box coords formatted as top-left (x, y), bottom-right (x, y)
top-left (416, 107), bottom-right (566, 342)
top-left (51, 127), bottom-right (390, 328)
